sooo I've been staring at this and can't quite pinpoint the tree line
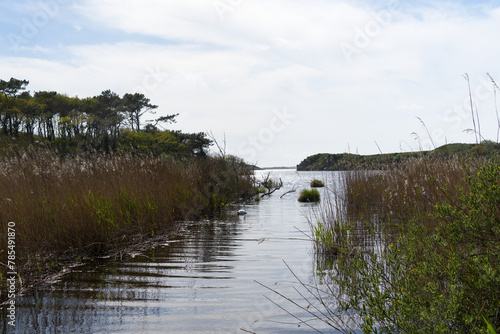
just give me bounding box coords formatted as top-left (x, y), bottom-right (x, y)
top-left (0, 77), bottom-right (211, 157)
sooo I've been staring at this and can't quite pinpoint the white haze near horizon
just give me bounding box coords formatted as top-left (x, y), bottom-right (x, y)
top-left (1, 0), bottom-right (500, 166)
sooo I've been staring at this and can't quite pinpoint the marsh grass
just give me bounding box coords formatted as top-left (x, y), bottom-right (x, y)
top-left (345, 156), bottom-right (467, 225)
top-left (298, 188), bottom-right (320, 202)
top-left (289, 155), bottom-right (499, 333)
top-left (310, 179), bottom-right (325, 188)
top-left (0, 148), bottom-right (254, 301)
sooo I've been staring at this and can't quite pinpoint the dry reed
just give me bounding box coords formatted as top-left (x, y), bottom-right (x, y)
top-left (0, 148), bottom-right (253, 300)
top-left (344, 156), bottom-right (467, 226)
top-left (300, 155), bottom-right (498, 332)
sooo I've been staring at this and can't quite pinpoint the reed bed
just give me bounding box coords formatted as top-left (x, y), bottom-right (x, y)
top-left (311, 157), bottom-right (468, 257)
top-left (0, 148), bottom-right (253, 301)
top-left (344, 156), bottom-right (467, 226)
top-left (288, 155), bottom-right (500, 333)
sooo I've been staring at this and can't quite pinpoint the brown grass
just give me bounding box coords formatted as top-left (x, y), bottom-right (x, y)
top-left (300, 155), bottom-right (494, 332)
top-left (311, 155), bottom-right (477, 262)
top-left (343, 156), bottom-right (473, 227)
top-left (0, 149), bottom-right (253, 300)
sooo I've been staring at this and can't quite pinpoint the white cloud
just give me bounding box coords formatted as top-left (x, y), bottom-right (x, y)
top-left (2, 0), bottom-right (500, 165)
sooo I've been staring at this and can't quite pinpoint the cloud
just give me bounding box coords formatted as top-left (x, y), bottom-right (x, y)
top-left (2, 0), bottom-right (500, 165)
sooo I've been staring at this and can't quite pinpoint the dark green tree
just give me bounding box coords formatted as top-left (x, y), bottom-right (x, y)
top-left (0, 78), bottom-right (29, 98)
top-left (19, 92), bottom-right (42, 138)
top-left (122, 93), bottom-right (158, 132)
top-left (88, 90), bottom-right (124, 150)
top-left (0, 78), bottom-right (29, 135)
top-left (150, 113), bottom-right (179, 129)
top-left (175, 131), bottom-right (212, 157)
top-left (34, 91), bottom-right (60, 140)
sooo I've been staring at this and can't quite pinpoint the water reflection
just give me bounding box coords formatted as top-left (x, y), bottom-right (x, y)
top-left (4, 170), bottom-right (343, 333)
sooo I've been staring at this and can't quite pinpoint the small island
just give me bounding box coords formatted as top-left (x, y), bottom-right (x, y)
top-left (297, 141), bottom-right (500, 171)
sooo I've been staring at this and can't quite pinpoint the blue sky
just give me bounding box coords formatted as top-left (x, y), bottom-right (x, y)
top-left (1, 0), bottom-right (500, 166)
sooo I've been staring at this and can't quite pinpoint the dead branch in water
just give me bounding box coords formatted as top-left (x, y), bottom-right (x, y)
top-left (280, 186), bottom-right (297, 199)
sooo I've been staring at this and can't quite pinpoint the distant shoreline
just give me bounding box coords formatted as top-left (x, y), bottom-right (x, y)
top-left (296, 142), bottom-right (500, 171)
top-left (258, 166), bottom-right (296, 170)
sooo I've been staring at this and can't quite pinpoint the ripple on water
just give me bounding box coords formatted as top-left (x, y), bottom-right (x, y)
top-left (11, 170), bottom-right (345, 333)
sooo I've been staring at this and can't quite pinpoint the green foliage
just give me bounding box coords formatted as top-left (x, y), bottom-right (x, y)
top-left (86, 192), bottom-right (118, 230)
top-left (329, 158), bottom-right (500, 333)
top-left (484, 317), bottom-right (497, 334)
top-left (0, 78), bottom-right (29, 97)
top-left (119, 128), bottom-right (179, 155)
top-left (310, 179), bottom-right (325, 187)
top-left (313, 220), bottom-right (348, 255)
top-left (0, 77), bottom-right (210, 159)
top-left (298, 188), bottom-right (320, 202)
top-left (297, 142), bottom-right (500, 171)
top-left (122, 92), bottom-right (158, 131)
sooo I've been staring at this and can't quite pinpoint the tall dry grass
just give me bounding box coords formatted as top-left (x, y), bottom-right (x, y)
top-left (310, 156), bottom-right (466, 257)
top-left (298, 155), bottom-right (500, 332)
top-left (310, 155), bottom-right (474, 272)
top-left (0, 148), bottom-right (253, 300)
top-left (344, 156), bottom-right (467, 225)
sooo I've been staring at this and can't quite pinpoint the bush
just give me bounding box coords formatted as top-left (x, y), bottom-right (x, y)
top-left (318, 157), bottom-right (500, 333)
top-left (298, 188), bottom-right (320, 202)
top-left (310, 179), bottom-right (325, 187)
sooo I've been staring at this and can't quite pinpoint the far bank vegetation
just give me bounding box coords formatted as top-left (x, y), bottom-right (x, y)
top-left (0, 77), bottom-right (263, 302)
top-left (297, 141), bottom-right (500, 171)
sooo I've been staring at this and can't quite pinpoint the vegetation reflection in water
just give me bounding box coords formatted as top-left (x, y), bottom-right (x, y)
top-left (8, 170), bottom-right (342, 333)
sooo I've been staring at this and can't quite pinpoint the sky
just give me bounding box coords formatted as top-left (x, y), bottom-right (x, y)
top-left (1, 0), bottom-right (500, 167)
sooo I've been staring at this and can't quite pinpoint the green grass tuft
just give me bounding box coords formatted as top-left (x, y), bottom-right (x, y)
top-left (298, 188), bottom-right (320, 202)
top-left (310, 179), bottom-right (325, 187)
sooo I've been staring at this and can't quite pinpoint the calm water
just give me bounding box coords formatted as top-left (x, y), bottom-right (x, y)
top-left (3, 170), bottom-right (343, 334)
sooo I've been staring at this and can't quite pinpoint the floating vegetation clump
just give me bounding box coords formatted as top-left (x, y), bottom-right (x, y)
top-left (310, 179), bottom-right (325, 188)
top-left (298, 188), bottom-right (320, 202)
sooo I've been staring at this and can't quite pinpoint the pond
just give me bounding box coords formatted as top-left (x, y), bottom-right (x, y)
top-left (6, 170), bottom-right (344, 333)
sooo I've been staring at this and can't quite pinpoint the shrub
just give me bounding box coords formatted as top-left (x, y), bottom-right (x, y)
top-left (298, 188), bottom-right (320, 202)
top-left (313, 157), bottom-right (500, 333)
top-left (310, 179), bottom-right (325, 188)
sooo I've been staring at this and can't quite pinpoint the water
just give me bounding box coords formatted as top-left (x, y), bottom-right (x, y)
top-left (4, 170), bottom-right (343, 333)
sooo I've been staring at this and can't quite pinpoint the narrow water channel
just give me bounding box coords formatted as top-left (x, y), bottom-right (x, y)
top-left (10, 170), bottom-right (339, 333)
